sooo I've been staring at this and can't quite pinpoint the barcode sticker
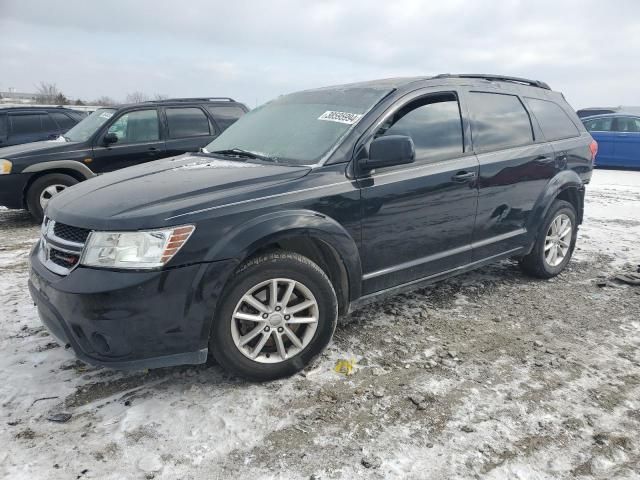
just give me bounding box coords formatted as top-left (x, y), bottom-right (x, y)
top-left (318, 111), bottom-right (363, 125)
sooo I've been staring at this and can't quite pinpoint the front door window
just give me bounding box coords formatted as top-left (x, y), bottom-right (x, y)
top-left (108, 110), bottom-right (159, 144)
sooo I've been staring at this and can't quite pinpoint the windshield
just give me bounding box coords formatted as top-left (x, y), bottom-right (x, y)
top-left (204, 85), bottom-right (392, 165)
top-left (64, 108), bottom-right (116, 142)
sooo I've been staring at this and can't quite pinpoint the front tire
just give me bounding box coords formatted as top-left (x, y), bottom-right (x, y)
top-left (210, 251), bottom-right (338, 381)
top-left (26, 173), bottom-right (78, 222)
top-left (519, 200), bottom-right (578, 278)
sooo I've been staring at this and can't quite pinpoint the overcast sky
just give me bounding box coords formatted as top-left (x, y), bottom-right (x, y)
top-left (1, 0), bottom-right (639, 109)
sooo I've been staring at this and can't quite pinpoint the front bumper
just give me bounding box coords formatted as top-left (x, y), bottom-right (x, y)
top-left (0, 173), bottom-right (31, 209)
top-left (28, 244), bottom-right (237, 370)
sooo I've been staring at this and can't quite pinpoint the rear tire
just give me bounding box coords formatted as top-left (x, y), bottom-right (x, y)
top-left (210, 251), bottom-right (338, 381)
top-left (519, 200), bottom-right (577, 278)
top-left (26, 173), bottom-right (78, 222)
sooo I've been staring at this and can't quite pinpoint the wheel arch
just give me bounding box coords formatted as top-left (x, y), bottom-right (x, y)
top-left (21, 161), bottom-right (93, 209)
top-left (525, 170), bottom-right (585, 253)
top-left (208, 210), bottom-right (363, 315)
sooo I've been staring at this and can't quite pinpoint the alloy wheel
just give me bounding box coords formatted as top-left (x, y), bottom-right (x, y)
top-left (544, 213), bottom-right (572, 267)
top-left (230, 278), bottom-right (319, 363)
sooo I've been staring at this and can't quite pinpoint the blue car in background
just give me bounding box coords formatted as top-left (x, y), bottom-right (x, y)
top-left (582, 114), bottom-right (640, 168)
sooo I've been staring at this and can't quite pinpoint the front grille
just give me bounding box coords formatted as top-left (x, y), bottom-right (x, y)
top-left (49, 247), bottom-right (80, 269)
top-left (40, 217), bottom-right (90, 275)
top-left (53, 222), bottom-right (91, 244)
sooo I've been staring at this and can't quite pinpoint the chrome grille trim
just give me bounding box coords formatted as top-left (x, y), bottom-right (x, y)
top-left (40, 217), bottom-right (89, 276)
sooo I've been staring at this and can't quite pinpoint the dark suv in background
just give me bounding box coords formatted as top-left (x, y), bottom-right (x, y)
top-left (29, 75), bottom-right (595, 381)
top-left (0, 98), bottom-right (248, 220)
top-left (0, 106), bottom-right (86, 148)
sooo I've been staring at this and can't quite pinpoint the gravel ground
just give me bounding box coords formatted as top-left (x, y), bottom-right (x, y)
top-left (1, 169), bottom-right (639, 480)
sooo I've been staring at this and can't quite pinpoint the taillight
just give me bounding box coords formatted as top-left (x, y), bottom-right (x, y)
top-left (589, 140), bottom-right (598, 164)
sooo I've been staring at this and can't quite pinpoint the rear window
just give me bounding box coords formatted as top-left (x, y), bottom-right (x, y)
top-left (50, 111), bottom-right (77, 130)
top-left (206, 105), bottom-right (246, 131)
top-left (526, 98), bottom-right (580, 141)
top-left (468, 92), bottom-right (533, 152)
top-left (166, 107), bottom-right (210, 138)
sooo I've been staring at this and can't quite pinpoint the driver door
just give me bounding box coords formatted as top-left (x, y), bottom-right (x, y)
top-left (91, 108), bottom-right (166, 173)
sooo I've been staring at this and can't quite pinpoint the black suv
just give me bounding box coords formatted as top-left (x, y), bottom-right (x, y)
top-left (28, 75), bottom-right (596, 381)
top-left (0, 106), bottom-right (86, 147)
top-left (0, 98), bottom-right (248, 220)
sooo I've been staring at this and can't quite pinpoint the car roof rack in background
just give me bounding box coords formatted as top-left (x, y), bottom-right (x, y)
top-left (146, 97), bottom-right (236, 104)
top-left (433, 74), bottom-right (551, 90)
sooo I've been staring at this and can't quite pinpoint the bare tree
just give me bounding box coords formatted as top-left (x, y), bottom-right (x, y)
top-left (53, 93), bottom-right (69, 105)
top-left (36, 82), bottom-right (63, 104)
top-left (94, 96), bottom-right (117, 106)
top-left (125, 91), bottom-right (149, 103)
top-left (153, 93), bottom-right (169, 101)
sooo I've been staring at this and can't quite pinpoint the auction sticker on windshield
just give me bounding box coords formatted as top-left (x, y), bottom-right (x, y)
top-left (318, 111), bottom-right (363, 125)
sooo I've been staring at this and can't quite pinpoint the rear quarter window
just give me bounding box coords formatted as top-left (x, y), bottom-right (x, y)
top-left (206, 105), bottom-right (246, 131)
top-left (526, 98), bottom-right (580, 141)
top-left (0, 114), bottom-right (6, 137)
top-left (467, 92), bottom-right (534, 153)
top-left (50, 111), bottom-right (77, 130)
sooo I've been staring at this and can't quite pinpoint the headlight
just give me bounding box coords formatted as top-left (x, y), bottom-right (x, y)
top-left (81, 225), bottom-right (195, 269)
top-left (0, 160), bottom-right (12, 174)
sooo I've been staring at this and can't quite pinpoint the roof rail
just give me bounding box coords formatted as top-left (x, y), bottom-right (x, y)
top-left (433, 74), bottom-right (551, 90)
top-left (144, 97), bottom-right (236, 104)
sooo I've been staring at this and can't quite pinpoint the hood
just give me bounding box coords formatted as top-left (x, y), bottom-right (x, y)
top-left (46, 153), bottom-right (311, 230)
top-left (0, 139), bottom-right (82, 161)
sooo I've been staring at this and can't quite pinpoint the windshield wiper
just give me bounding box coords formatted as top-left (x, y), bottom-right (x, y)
top-left (209, 148), bottom-right (276, 162)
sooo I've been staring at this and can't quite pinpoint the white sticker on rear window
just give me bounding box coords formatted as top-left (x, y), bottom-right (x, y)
top-left (99, 112), bottom-right (113, 119)
top-left (318, 111), bottom-right (363, 125)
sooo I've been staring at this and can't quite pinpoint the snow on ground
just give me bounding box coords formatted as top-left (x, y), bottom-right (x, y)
top-left (1, 169), bottom-right (639, 479)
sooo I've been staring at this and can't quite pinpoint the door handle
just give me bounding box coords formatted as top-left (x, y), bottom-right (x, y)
top-left (451, 171), bottom-right (476, 182)
top-left (147, 147), bottom-right (159, 154)
top-left (534, 155), bottom-right (554, 164)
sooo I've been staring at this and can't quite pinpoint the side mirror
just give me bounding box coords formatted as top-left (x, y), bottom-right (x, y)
top-left (103, 132), bottom-right (118, 145)
top-left (360, 135), bottom-right (415, 171)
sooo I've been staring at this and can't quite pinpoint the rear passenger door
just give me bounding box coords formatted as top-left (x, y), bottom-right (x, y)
top-left (465, 90), bottom-right (555, 260)
top-left (582, 117), bottom-right (616, 166)
top-left (611, 117), bottom-right (640, 167)
top-left (91, 108), bottom-right (166, 172)
top-left (163, 106), bottom-right (217, 157)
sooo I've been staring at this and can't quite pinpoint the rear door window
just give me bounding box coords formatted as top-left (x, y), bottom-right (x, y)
top-left (166, 107), bottom-right (210, 138)
top-left (468, 92), bottom-right (534, 152)
top-left (107, 109), bottom-right (160, 144)
top-left (613, 117), bottom-right (640, 132)
top-left (50, 112), bottom-right (77, 130)
top-left (525, 98), bottom-right (580, 141)
top-left (583, 117), bottom-right (614, 132)
top-left (9, 114), bottom-right (44, 135)
top-left (205, 105), bottom-right (246, 130)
